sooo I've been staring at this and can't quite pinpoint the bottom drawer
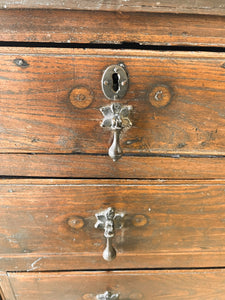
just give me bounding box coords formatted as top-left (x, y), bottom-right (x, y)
top-left (7, 269), bottom-right (225, 300)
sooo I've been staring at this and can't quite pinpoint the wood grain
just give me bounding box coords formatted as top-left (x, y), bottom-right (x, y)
top-left (2, 154), bottom-right (225, 179)
top-left (1, 10), bottom-right (225, 47)
top-left (1, 0), bottom-right (225, 16)
top-left (8, 269), bottom-right (225, 300)
top-left (0, 179), bottom-right (225, 270)
top-left (1, 48), bottom-right (225, 157)
top-left (0, 272), bottom-right (15, 300)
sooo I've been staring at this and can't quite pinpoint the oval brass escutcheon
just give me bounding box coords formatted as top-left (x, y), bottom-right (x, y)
top-left (101, 64), bottom-right (129, 100)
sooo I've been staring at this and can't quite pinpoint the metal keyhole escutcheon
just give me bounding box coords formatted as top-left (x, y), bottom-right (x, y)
top-left (101, 64), bottom-right (129, 100)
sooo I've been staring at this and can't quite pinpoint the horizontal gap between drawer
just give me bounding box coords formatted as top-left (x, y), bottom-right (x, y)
top-left (0, 152), bottom-right (225, 159)
top-left (0, 176), bottom-right (220, 181)
top-left (7, 266), bottom-right (225, 274)
top-left (1, 41), bottom-right (225, 52)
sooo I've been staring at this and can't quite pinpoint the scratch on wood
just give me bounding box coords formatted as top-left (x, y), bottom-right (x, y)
top-left (27, 257), bottom-right (42, 272)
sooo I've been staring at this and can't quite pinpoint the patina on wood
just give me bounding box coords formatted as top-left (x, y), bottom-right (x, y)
top-left (1, 0), bottom-right (225, 16)
top-left (1, 48), bottom-right (225, 158)
top-left (1, 10), bottom-right (225, 47)
top-left (0, 272), bottom-right (15, 300)
top-left (0, 180), bottom-right (224, 271)
top-left (8, 269), bottom-right (225, 300)
top-left (1, 1), bottom-right (225, 299)
top-left (1, 154), bottom-right (225, 179)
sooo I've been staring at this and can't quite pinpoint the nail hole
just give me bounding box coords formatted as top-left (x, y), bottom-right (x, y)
top-left (13, 58), bottom-right (29, 68)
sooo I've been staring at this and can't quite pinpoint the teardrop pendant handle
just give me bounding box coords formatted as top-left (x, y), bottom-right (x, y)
top-left (103, 237), bottom-right (116, 261)
top-left (100, 103), bottom-right (132, 161)
top-left (108, 129), bottom-right (122, 162)
top-left (95, 207), bottom-right (125, 261)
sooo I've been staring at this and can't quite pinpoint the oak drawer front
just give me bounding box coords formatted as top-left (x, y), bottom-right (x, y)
top-left (1, 48), bottom-right (225, 159)
top-left (8, 269), bottom-right (225, 300)
top-left (2, 10), bottom-right (225, 48)
top-left (1, 179), bottom-right (225, 271)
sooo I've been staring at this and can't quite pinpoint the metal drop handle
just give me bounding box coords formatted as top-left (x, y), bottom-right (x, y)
top-left (100, 103), bottom-right (132, 161)
top-left (96, 291), bottom-right (120, 300)
top-left (95, 207), bottom-right (125, 261)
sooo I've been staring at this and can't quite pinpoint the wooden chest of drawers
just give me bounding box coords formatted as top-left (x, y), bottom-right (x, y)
top-left (1, 1), bottom-right (225, 299)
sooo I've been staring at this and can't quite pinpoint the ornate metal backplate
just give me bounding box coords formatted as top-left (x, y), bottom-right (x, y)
top-left (101, 64), bottom-right (129, 100)
top-left (96, 291), bottom-right (120, 300)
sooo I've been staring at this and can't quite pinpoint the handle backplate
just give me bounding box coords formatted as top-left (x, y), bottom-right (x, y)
top-left (96, 291), bottom-right (120, 300)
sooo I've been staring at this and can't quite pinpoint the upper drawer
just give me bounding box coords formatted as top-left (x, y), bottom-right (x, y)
top-left (1, 0), bottom-right (225, 16)
top-left (2, 10), bottom-right (225, 47)
top-left (1, 48), bottom-right (225, 160)
top-left (1, 179), bottom-right (225, 271)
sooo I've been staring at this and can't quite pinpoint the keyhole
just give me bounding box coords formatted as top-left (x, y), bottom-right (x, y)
top-left (112, 73), bottom-right (119, 92)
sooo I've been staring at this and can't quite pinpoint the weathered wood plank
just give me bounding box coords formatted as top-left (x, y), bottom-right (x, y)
top-left (1, 10), bottom-right (225, 47)
top-left (0, 180), bottom-right (225, 270)
top-left (0, 272), bottom-right (15, 300)
top-left (2, 251), bottom-right (225, 272)
top-left (1, 154), bottom-right (225, 179)
top-left (1, 0), bottom-right (225, 16)
top-left (8, 269), bottom-right (225, 300)
top-left (1, 48), bottom-right (225, 157)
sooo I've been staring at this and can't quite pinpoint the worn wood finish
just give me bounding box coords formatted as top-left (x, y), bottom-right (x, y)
top-left (2, 154), bottom-right (225, 179)
top-left (1, 0), bottom-right (225, 16)
top-left (0, 272), bottom-right (15, 300)
top-left (4, 251), bottom-right (225, 273)
top-left (0, 179), bottom-right (225, 270)
top-left (8, 269), bottom-right (225, 300)
top-left (1, 48), bottom-right (225, 157)
top-left (2, 10), bottom-right (225, 47)
top-left (2, 1), bottom-right (225, 298)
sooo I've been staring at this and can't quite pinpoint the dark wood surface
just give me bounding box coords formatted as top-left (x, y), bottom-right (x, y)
top-left (2, 154), bottom-right (225, 179)
top-left (1, 10), bottom-right (225, 47)
top-left (1, 2), bottom-right (225, 299)
top-left (0, 179), bottom-right (225, 271)
top-left (1, 0), bottom-right (225, 16)
top-left (1, 48), bottom-right (225, 157)
top-left (8, 269), bottom-right (225, 300)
